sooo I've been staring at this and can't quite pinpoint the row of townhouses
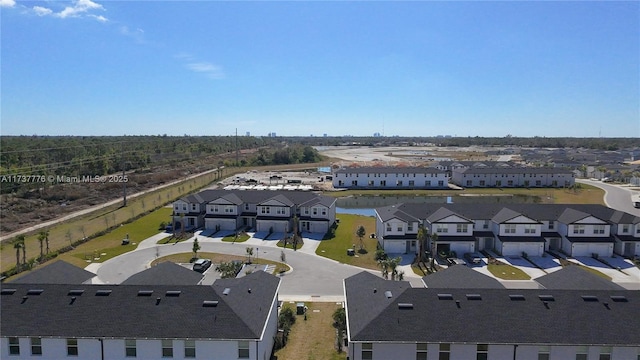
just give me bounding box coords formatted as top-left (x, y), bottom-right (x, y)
top-left (2, 258), bottom-right (639, 359)
top-left (375, 203), bottom-right (640, 258)
top-left (331, 166), bottom-right (575, 189)
top-left (171, 190), bottom-right (336, 235)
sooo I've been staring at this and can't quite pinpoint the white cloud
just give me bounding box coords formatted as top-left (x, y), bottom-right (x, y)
top-left (119, 26), bottom-right (145, 43)
top-left (29, 0), bottom-right (108, 22)
top-left (33, 5), bottom-right (53, 16)
top-left (0, 0), bottom-right (16, 8)
top-left (186, 62), bottom-right (225, 79)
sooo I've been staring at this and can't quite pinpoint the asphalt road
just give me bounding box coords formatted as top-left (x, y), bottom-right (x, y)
top-left (577, 179), bottom-right (640, 215)
top-left (95, 241), bottom-right (371, 301)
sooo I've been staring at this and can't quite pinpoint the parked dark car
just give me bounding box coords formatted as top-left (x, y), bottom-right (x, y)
top-left (447, 258), bottom-right (467, 266)
top-left (464, 252), bottom-right (483, 264)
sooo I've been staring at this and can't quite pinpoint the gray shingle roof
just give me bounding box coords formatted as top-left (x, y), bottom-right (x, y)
top-left (9, 261), bottom-right (95, 284)
top-left (455, 167), bottom-right (573, 175)
top-left (426, 207), bottom-right (473, 223)
top-left (535, 266), bottom-right (626, 291)
top-left (421, 266), bottom-right (504, 289)
top-left (121, 262), bottom-right (204, 285)
top-left (334, 166), bottom-right (447, 174)
top-left (1, 271), bottom-right (280, 340)
top-left (345, 272), bottom-right (640, 345)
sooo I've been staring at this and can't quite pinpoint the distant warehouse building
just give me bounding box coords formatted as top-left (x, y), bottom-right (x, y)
top-left (451, 167), bottom-right (575, 188)
top-left (332, 167), bottom-right (449, 189)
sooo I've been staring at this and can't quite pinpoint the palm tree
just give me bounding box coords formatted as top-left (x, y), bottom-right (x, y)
top-left (378, 258), bottom-right (390, 279)
top-left (38, 230), bottom-right (47, 260)
top-left (20, 235), bottom-right (27, 268)
top-left (44, 230), bottom-right (50, 254)
top-left (332, 307), bottom-right (347, 352)
top-left (245, 246), bottom-right (253, 264)
top-left (192, 237), bottom-right (201, 259)
top-left (416, 225), bottom-right (428, 263)
top-left (13, 236), bottom-right (24, 270)
top-left (430, 232), bottom-right (439, 271)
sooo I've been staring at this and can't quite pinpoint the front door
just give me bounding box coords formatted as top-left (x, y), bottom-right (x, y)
top-left (624, 242), bottom-right (633, 256)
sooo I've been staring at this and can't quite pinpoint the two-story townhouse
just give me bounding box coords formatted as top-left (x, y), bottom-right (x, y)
top-left (375, 205), bottom-right (421, 254)
top-left (451, 167), bottom-right (575, 188)
top-left (610, 212), bottom-right (640, 258)
top-left (175, 190), bottom-right (337, 236)
top-left (172, 190), bottom-right (222, 231)
top-left (374, 203), bottom-right (639, 258)
top-left (332, 167), bottom-right (448, 189)
top-left (491, 208), bottom-right (545, 256)
top-left (425, 207), bottom-right (476, 257)
top-left (1, 271), bottom-right (281, 360)
top-left (557, 208), bottom-right (615, 257)
top-left (344, 272), bottom-right (640, 360)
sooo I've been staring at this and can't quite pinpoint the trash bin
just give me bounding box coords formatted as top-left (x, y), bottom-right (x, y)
top-left (296, 303), bottom-right (305, 315)
top-left (347, 249), bottom-right (355, 256)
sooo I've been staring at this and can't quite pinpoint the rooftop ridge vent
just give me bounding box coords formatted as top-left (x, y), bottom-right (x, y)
top-left (509, 294), bottom-right (525, 301)
top-left (538, 295), bottom-right (555, 301)
top-left (137, 290), bottom-right (154, 297)
top-left (203, 300), bottom-right (219, 307)
top-left (223, 288), bottom-right (231, 296)
top-left (610, 295), bottom-right (628, 302)
top-left (397, 303), bottom-right (414, 309)
top-left (68, 290), bottom-right (85, 296)
top-left (437, 293), bottom-right (454, 300)
top-left (165, 291), bottom-right (181, 297)
top-left (384, 291), bottom-right (393, 299)
top-left (581, 295), bottom-right (598, 302)
top-left (27, 289), bottom-right (44, 295)
top-left (96, 290), bottom-right (112, 296)
top-left (466, 294), bottom-right (482, 300)
top-left (1, 289), bottom-right (17, 295)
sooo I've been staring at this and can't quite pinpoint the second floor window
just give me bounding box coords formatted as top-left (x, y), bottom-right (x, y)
top-left (162, 339), bottom-right (173, 357)
top-left (504, 224), bottom-right (517, 234)
top-left (524, 224), bottom-right (536, 234)
top-left (9, 337), bottom-right (20, 355)
top-left (31, 337), bottom-right (42, 356)
top-left (593, 225), bottom-right (605, 235)
top-left (125, 339), bottom-right (136, 357)
top-left (573, 225), bottom-right (585, 234)
top-left (456, 224), bottom-right (468, 233)
top-left (67, 338), bottom-right (78, 357)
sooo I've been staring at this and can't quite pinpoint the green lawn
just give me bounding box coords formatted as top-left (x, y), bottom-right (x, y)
top-left (221, 233), bottom-right (250, 243)
top-left (152, 252), bottom-right (290, 274)
top-left (487, 263), bottom-right (531, 280)
top-left (316, 214), bottom-right (379, 270)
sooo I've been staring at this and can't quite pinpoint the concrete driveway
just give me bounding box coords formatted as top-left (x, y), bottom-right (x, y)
top-left (498, 255), bottom-right (548, 279)
top-left (569, 256), bottom-right (639, 286)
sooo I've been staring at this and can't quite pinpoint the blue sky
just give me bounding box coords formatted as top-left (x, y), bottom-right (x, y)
top-left (1, 0), bottom-right (638, 137)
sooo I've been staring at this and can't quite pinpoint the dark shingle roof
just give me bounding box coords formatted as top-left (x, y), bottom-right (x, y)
top-left (455, 167), bottom-right (573, 175)
top-left (535, 266), bottom-right (626, 290)
top-left (1, 271), bottom-right (280, 340)
top-left (9, 261), bottom-right (95, 284)
top-left (334, 166), bottom-right (446, 174)
top-left (421, 266), bottom-right (504, 289)
top-left (345, 272), bottom-right (640, 345)
top-left (122, 262), bottom-right (204, 285)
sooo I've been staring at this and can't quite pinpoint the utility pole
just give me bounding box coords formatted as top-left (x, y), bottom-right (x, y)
top-left (235, 128), bottom-right (239, 167)
top-left (121, 142), bottom-right (127, 207)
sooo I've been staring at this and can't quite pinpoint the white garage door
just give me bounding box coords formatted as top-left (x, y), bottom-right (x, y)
top-left (205, 219), bottom-right (236, 231)
top-left (503, 243), bottom-right (544, 257)
top-left (384, 240), bottom-right (406, 254)
top-left (572, 243), bottom-right (612, 257)
top-left (257, 221), bottom-right (288, 233)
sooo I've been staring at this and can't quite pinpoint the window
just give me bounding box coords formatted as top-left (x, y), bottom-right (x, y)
top-left (535, 180), bottom-right (542, 186)
top-left (397, 225), bottom-right (403, 232)
top-left (507, 180), bottom-right (514, 186)
top-left (524, 224), bottom-right (536, 234)
top-left (476, 344), bottom-right (488, 360)
top-left (438, 180), bottom-right (444, 187)
top-left (191, 204), bottom-right (196, 211)
top-left (362, 343), bottom-right (373, 360)
top-left (386, 224), bottom-right (392, 232)
top-left (31, 338), bottom-right (42, 356)
top-left (213, 205), bottom-right (220, 213)
top-left (622, 224), bottom-right (630, 233)
top-left (125, 339), bottom-right (136, 357)
top-left (599, 347), bottom-right (612, 360)
top-left (322, 209), bottom-right (326, 216)
top-left (380, 180), bottom-right (386, 186)
top-left (313, 208), bottom-right (318, 215)
top-left (495, 180), bottom-right (502, 187)
top-left (573, 225), bottom-right (585, 234)
top-left (261, 207), bottom-right (270, 214)
top-left (456, 224), bottom-right (468, 233)
top-left (184, 340), bottom-right (196, 358)
top-left (67, 338), bottom-right (78, 356)
top-left (548, 222), bottom-right (554, 230)
top-left (593, 225), bottom-right (606, 235)
top-left (182, 204), bottom-right (187, 211)
top-left (575, 355), bottom-right (588, 360)
top-left (162, 339), bottom-right (173, 357)
top-left (9, 337), bottom-right (19, 355)
top-left (409, 180), bottom-right (415, 186)
top-left (483, 221), bottom-right (489, 229)
top-left (397, 180), bottom-right (403, 186)
top-left (416, 343), bottom-right (427, 360)
top-left (439, 343), bottom-right (450, 360)
top-left (351, 180), bottom-right (358, 186)
top-left (466, 180), bottom-right (473, 187)
top-left (436, 224), bottom-right (448, 233)
top-left (408, 224), bottom-right (413, 232)
top-left (426, 180), bottom-right (431, 186)
top-left (368, 180), bottom-right (374, 186)
top-left (238, 341), bottom-right (250, 359)
top-left (245, 203), bottom-right (250, 210)
top-left (538, 345), bottom-right (550, 360)
top-left (505, 224), bottom-right (517, 234)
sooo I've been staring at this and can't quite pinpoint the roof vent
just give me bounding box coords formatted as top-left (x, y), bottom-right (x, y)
top-left (373, 288), bottom-right (377, 293)
top-left (437, 293), bottom-right (453, 300)
top-left (223, 288), bottom-right (231, 296)
top-left (384, 291), bottom-right (393, 299)
top-left (27, 289), bottom-right (44, 295)
top-left (137, 290), bottom-right (154, 297)
top-left (68, 290), bottom-right (85, 296)
top-left (248, 288), bottom-right (251, 294)
top-left (70, 296), bottom-right (77, 305)
top-left (581, 295), bottom-right (598, 302)
top-left (203, 300), bottom-right (219, 307)
top-left (165, 290), bottom-right (181, 297)
top-left (466, 294), bottom-right (482, 300)
top-left (1, 289), bottom-right (17, 295)
top-left (538, 295), bottom-right (555, 302)
top-left (610, 295), bottom-right (628, 302)
top-left (96, 290), bottom-right (112, 296)
top-left (509, 294), bottom-right (525, 301)
top-left (397, 303), bottom-right (414, 309)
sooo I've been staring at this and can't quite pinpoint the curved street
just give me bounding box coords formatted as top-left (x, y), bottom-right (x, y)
top-left (577, 179), bottom-right (640, 215)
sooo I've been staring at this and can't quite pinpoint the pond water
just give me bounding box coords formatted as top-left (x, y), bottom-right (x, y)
top-left (336, 194), bottom-right (539, 217)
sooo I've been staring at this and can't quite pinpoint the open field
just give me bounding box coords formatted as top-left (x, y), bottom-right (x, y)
top-left (274, 302), bottom-right (347, 360)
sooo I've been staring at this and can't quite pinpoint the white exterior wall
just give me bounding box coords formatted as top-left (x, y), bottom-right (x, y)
top-left (257, 219), bottom-right (289, 233)
top-left (452, 171), bottom-right (574, 188)
top-left (207, 204), bottom-right (238, 216)
top-left (498, 241), bottom-right (544, 256)
top-left (256, 289), bottom-right (279, 360)
top-left (382, 239), bottom-right (407, 253)
top-left (173, 200), bottom-right (190, 214)
top-left (205, 218), bottom-right (238, 231)
top-left (570, 242), bottom-right (614, 257)
top-left (332, 170), bottom-right (448, 189)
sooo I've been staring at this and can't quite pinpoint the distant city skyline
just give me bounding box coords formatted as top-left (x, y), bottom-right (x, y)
top-left (1, 0), bottom-right (638, 137)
